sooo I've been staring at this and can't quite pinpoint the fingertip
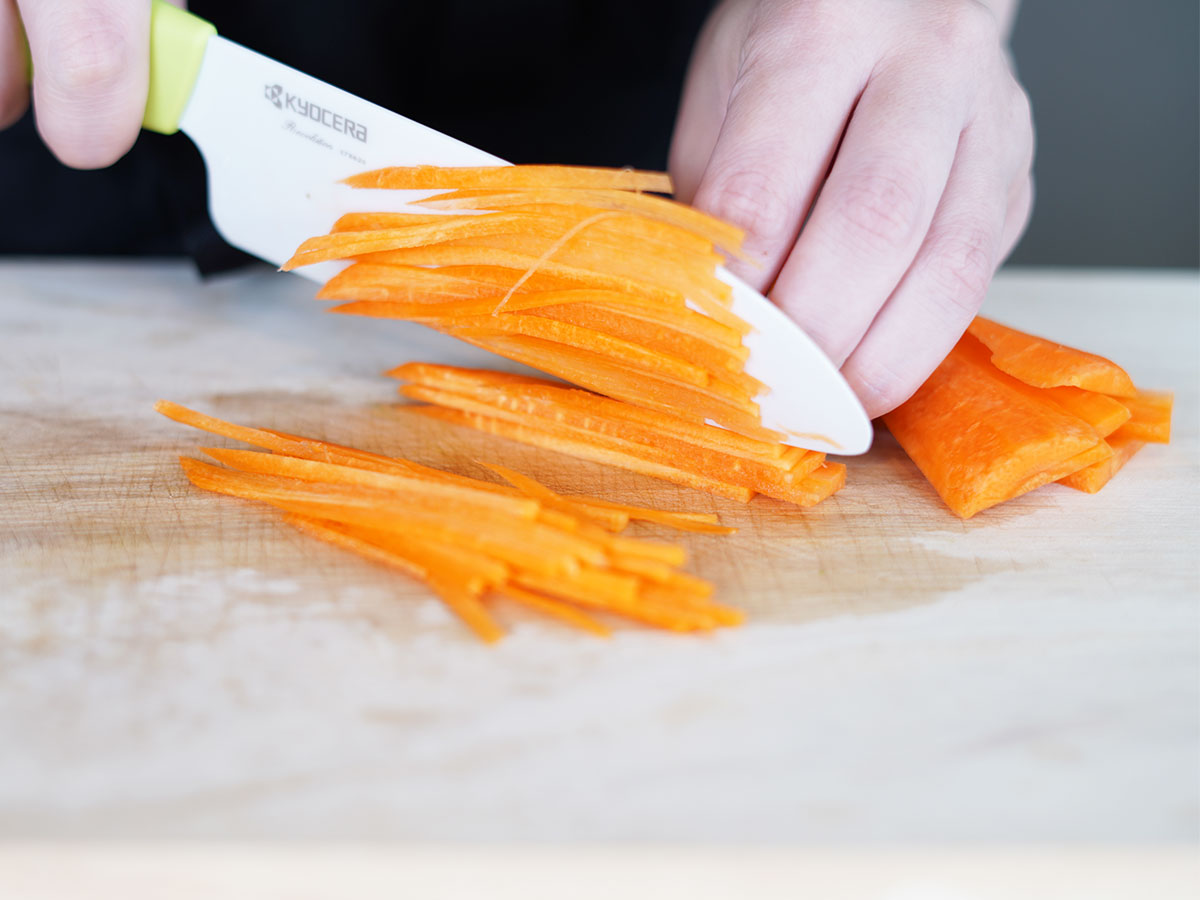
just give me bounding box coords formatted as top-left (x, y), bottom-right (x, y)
top-left (25, 1), bottom-right (149, 168)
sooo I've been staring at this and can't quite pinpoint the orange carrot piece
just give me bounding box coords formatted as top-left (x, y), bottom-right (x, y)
top-left (493, 585), bottom-right (612, 637)
top-left (511, 572), bottom-right (718, 632)
top-left (445, 314), bottom-right (710, 387)
top-left (1111, 388), bottom-right (1173, 443)
top-left (330, 212), bottom-right (461, 232)
top-left (527, 303), bottom-right (753, 379)
top-left (477, 461), bottom-right (630, 532)
top-left (968, 317), bottom-right (1138, 397)
top-left (457, 334), bottom-right (763, 434)
top-left (572, 500), bottom-right (735, 535)
top-left (426, 576), bottom-right (506, 644)
top-left (1057, 432), bottom-right (1146, 493)
top-left (343, 165), bottom-right (674, 193)
top-left (200, 446), bottom-right (540, 517)
top-left (409, 405), bottom-right (756, 502)
top-left (417, 188), bottom-right (745, 255)
top-left (391, 362), bottom-right (786, 461)
top-left (883, 333), bottom-right (1107, 518)
top-left (285, 515), bottom-right (508, 594)
top-left (1042, 386), bottom-right (1132, 438)
top-left (179, 458), bottom-right (600, 576)
top-left (359, 244), bottom-right (688, 308)
top-left (495, 203), bottom-right (719, 256)
top-left (399, 383), bottom-right (824, 502)
top-left (317, 263), bottom-right (508, 302)
top-left (443, 232), bottom-right (729, 309)
top-left (285, 513), bottom-right (428, 582)
top-left (282, 213), bottom-right (545, 269)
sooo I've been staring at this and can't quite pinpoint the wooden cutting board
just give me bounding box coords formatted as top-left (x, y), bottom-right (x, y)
top-left (2, 261), bottom-right (1196, 629)
top-left (1, 260), bottom-right (1196, 843)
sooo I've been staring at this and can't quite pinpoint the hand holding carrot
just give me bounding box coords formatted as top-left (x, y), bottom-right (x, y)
top-left (0, 0), bottom-right (185, 168)
top-left (670, 0), bottom-right (1034, 417)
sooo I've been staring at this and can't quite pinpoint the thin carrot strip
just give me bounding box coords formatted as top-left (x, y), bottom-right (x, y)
top-left (493, 585), bottom-right (612, 637)
top-left (200, 446), bottom-right (539, 517)
top-left (428, 576), bottom-right (506, 644)
top-left (282, 213), bottom-right (545, 269)
top-left (477, 461), bottom-right (629, 532)
top-left (408, 405), bottom-right (757, 502)
top-left (331, 212), bottom-right (462, 232)
top-left (359, 245), bottom-right (688, 308)
top-left (526, 303), bottom-right (752, 380)
top-left (512, 572), bottom-right (718, 632)
top-left (417, 188), bottom-right (745, 255)
top-left (179, 459), bottom-right (598, 576)
top-left (445, 314), bottom-right (710, 386)
top-left (572, 499), bottom-right (735, 535)
top-left (316, 263), bottom-right (509, 302)
top-left (398, 383), bottom-right (824, 497)
top-left (285, 514), bottom-right (428, 581)
top-left (326, 289), bottom-right (689, 321)
top-left (343, 165), bottom-right (674, 193)
top-left (459, 334), bottom-right (761, 429)
top-left (285, 515), bottom-right (508, 594)
top-left (968, 317), bottom-right (1138, 397)
top-left (390, 363), bottom-right (783, 460)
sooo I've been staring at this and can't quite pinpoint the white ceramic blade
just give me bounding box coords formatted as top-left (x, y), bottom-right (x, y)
top-left (179, 37), bottom-right (872, 454)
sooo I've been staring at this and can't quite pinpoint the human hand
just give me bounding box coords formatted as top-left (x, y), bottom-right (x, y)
top-left (0, 0), bottom-right (184, 168)
top-left (670, 0), bottom-right (1034, 417)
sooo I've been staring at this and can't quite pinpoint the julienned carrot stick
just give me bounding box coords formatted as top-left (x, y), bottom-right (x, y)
top-left (968, 317), bottom-right (1138, 397)
top-left (389, 363), bottom-right (782, 460)
top-left (399, 383), bottom-right (825, 501)
top-left (493, 585), bottom-right (612, 637)
top-left (883, 333), bottom-right (1106, 518)
top-left (159, 401), bottom-right (737, 642)
top-left (416, 188), bottom-right (745, 255)
top-left (411, 405), bottom-right (757, 502)
top-left (342, 165), bottom-right (674, 193)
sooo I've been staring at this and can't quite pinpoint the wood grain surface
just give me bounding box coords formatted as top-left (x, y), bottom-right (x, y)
top-left (1, 261), bottom-right (1196, 843)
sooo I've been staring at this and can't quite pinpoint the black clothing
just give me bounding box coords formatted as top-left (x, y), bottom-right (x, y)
top-left (0, 0), bottom-right (713, 272)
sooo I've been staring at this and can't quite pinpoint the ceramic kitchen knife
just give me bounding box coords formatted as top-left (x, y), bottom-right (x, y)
top-left (74, 0), bottom-right (875, 454)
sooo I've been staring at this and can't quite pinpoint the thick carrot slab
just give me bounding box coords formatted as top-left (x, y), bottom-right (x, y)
top-left (884, 334), bottom-right (1106, 518)
top-left (1112, 388), bottom-right (1173, 443)
top-left (1043, 387), bottom-right (1132, 438)
top-left (1057, 432), bottom-right (1146, 494)
top-left (968, 317), bottom-right (1137, 397)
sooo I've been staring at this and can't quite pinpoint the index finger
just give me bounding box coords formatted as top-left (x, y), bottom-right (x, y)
top-left (769, 68), bottom-right (964, 366)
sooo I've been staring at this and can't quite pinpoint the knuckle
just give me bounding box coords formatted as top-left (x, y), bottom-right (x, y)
top-left (828, 167), bottom-right (926, 255)
top-left (938, 1), bottom-right (999, 55)
top-left (701, 166), bottom-right (797, 248)
top-left (925, 225), bottom-right (995, 316)
top-left (847, 357), bottom-right (915, 418)
top-left (42, 14), bottom-right (132, 95)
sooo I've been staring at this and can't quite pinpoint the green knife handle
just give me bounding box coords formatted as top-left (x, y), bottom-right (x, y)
top-left (143, 1), bottom-right (217, 134)
top-left (20, 0), bottom-right (216, 136)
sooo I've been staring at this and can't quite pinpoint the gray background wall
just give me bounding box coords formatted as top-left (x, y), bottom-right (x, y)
top-left (1008, 0), bottom-right (1198, 267)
